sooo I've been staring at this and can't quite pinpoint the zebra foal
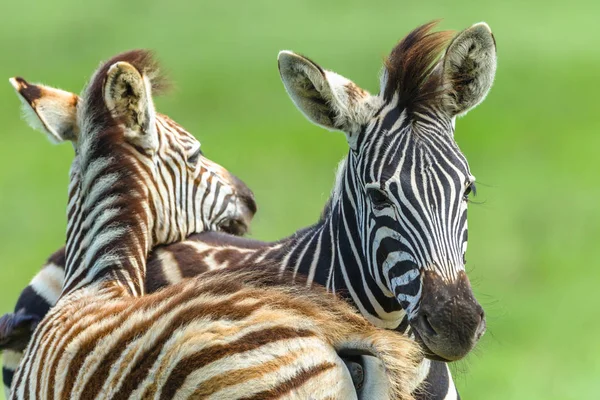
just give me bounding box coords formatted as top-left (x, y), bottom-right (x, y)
top-left (8, 50), bottom-right (421, 399)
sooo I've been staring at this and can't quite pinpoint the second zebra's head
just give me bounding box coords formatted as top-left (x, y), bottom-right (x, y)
top-left (279, 22), bottom-right (496, 361)
top-left (10, 50), bottom-right (256, 240)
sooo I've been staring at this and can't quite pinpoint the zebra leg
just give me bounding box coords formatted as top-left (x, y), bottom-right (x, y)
top-left (3, 350), bottom-right (21, 399)
top-left (343, 355), bottom-right (460, 400)
top-left (414, 360), bottom-right (459, 400)
top-left (342, 355), bottom-right (391, 399)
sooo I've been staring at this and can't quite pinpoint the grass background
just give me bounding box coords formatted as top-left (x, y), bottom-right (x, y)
top-left (0, 0), bottom-right (598, 398)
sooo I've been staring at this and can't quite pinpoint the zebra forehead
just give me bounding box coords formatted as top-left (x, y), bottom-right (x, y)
top-left (356, 132), bottom-right (470, 189)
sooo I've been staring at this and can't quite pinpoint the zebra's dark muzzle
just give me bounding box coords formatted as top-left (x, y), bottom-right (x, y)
top-left (219, 182), bottom-right (257, 236)
top-left (411, 270), bottom-right (485, 361)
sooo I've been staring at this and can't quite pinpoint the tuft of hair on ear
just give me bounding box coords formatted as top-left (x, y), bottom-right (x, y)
top-left (105, 49), bottom-right (170, 93)
top-left (383, 20), bottom-right (454, 114)
top-left (79, 49), bottom-right (172, 133)
top-left (105, 49), bottom-right (171, 95)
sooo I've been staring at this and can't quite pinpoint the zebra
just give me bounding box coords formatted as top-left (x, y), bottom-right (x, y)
top-left (1, 75), bottom-right (256, 398)
top-left (3, 21), bottom-right (497, 399)
top-left (7, 50), bottom-right (423, 399)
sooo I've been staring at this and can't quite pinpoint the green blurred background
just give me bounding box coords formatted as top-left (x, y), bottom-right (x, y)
top-left (0, 0), bottom-right (598, 398)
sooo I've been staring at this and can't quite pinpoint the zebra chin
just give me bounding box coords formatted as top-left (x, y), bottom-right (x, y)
top-left (408, 270), bottom-right (486, 362)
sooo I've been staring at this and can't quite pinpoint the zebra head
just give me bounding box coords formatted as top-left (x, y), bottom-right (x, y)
top-left (9, 62), bottom-right (256, 239)
top-left (278, 22), bottom-right (496, 361)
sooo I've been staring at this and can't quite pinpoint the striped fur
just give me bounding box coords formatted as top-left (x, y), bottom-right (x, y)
top-left (9, 76), bottom-right (256, 240)
top-left (15, 267), bottom-right (422, 399)
top-left (9, 51), bottom-right (421, 399)
top-left (5, 22), bottom-right (497, 400)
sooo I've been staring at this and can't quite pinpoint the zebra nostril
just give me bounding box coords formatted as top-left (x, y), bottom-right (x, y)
top-left (419, 313), bottom-right (438, 337)
top-left (219, 219), bottom-right (248, 236)
top-left (243, 194), bottom-right (257, 216)
top-left (475, 310), bottom-right (486, 340)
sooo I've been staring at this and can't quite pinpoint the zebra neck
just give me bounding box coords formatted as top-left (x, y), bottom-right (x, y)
top-left (62, 155), bottom-right (151, 298)
top-left (273, 186), bottom-right (404, 329)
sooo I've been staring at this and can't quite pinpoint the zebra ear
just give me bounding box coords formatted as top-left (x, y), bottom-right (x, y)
top-left (278, 51), bottom-right (370, 147)
top-left (9, 77), bottom-right (79, 144)
top-left (441, 22), bottom-right (497, 116)
top-left (103, 61), bottom-right (158, 151)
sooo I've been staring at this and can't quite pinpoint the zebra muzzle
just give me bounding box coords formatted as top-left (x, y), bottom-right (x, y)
top-left (411, 270), bottom-right (485, 361)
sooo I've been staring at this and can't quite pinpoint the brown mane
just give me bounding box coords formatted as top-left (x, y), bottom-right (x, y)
top-left (89, 49), bottom-right (169, 97)
top-left (383, 21), bottom-right (454, 113)
top-left (70, 50), bottom-right (171, 293)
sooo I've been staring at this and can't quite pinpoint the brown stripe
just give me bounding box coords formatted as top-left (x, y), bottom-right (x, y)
top-left (240, 361), bottom-right (337, 400)
top-left (190, 352), bottom-right (301, 397)
top-left (50, 301), bottom-right (129, 399)
top-left (12, 303), bottom-right (64, 399)
top-left (42, 302), bottom-right (112, 400)
top-left (46, 247), bottom-right (67, 269)
top-left (158, 327), bottom-right (315, 400)
top-left (80, 290), bottom-right (259, 398)
top-left (144, 249), bottom-right (172, 292)
top-left (111, 296), bottom-right (265, 399)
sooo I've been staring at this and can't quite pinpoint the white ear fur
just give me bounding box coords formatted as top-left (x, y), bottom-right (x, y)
top-left (9, 77), bottom-right (79, 144)
top-left (441, 22), bottom-right (497, 116)
top-left (278, 51), bottom-right (371, 148)
top-left (103, 62), bottom-right (158, 151)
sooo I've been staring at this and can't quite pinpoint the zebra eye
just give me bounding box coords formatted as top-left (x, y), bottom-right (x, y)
top-left (464, 183), bottom-right (476, 201)
top-left (187, 148), bottom-right (202, 165)
top-left (367, 188), bottom-right (391, 209)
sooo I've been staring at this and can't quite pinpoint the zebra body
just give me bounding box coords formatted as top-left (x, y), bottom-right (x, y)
top-left (13, 267), bottom-right (420, 399)
top-left (8, 50), bottom-right (421, 399)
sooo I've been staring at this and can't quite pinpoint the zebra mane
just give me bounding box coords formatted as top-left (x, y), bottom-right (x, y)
top-left (63, 51), bottom-right (170, 295)
top-left (383, 21), bottom-right (454, 113)
top-left (87, 49), bottom-right (169, 102)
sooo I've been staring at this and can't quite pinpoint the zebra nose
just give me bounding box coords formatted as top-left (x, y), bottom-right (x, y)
top-left (412, 270), bottom-right (484, 361)
top-left (229, 173), bottom-right (257, 217)
top-left (219, 173), bottom-right (256, 236)
top-left (240, 191), bottom-right (257, 217)
top-left (416, 313), bottom-right (438, 337)
top-left (475, 308), bottom-right (486, 340)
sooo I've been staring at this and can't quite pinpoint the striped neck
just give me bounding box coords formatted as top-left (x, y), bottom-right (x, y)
top-left (62, 139), bottom-right (152, 297)
top-left (273, 154), bottom-right (404, 328)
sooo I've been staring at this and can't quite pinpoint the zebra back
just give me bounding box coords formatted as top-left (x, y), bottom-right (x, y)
top-left (15, 266), bottom-right (422, 399)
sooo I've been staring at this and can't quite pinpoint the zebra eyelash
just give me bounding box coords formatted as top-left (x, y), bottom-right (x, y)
top-left (463, 182), bottom-right (477, 201)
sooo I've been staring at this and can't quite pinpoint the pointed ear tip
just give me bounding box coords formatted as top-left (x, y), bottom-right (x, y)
top-left (108, 61), bottom-right (123, 72)
top-left (107, 61), bottom-right (138, 76)
top-left (277, 50), bottom-right (298, 65)
top-left (278, 50), bottom-right (295, 58)
top-left (277, 51), bottom-right (299, 73)
top-left (471, 22), bottom-right (493, 34)
top-left (9, 76), bottom-right (25, 91)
